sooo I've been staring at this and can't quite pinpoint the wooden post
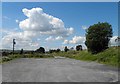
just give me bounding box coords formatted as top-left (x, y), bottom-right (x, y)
top-left (13, 39), bottom-right (16, 54)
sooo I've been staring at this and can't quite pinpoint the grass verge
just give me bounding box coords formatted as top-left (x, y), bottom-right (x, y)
top-left (52, 47), bottom-right (119, 67)
top-left (0, 53), bottom-right (54, 64)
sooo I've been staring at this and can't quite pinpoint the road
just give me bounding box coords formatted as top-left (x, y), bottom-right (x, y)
top-left (2, 57), bottom-right (119, 82)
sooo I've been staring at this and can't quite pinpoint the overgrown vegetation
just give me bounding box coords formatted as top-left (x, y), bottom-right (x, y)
top-left (0, 47), bottom-right (119, 67)
top-left (52, 47), bottom-right (119, 67)
top-left (85, 22), bottom-right (113, 54)
top-left (0, 53), bottom-right (54, 64)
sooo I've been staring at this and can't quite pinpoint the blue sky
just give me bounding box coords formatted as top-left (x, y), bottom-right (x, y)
top-left (1, 0), bottom-right (119, 2)
top-left (1, 2), bottom-right (118, 50)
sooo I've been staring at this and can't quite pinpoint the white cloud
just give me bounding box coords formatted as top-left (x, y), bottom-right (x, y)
top-left (69, 36), bottom-right (85, 44)
top-left (15, 19), bottom-right (19, 23)
top-left (45, 36), bottom-right (54, 41)
top-left (45, 36), bottom-right (64, 41)
top-left (19, 8), bottom-right (74, 37)
top-left (62, 36), bottom-right (87, 49)
top-left (0, 29), bottom-right (40, 50)
top-left (110, 36), bottom-right (120, 46)
top-left (63, 36), bottom-right (85, 44)
top-left (81, 26), bottom-right (88, 30)
top-left (63, 40), bottom-right (69, 44)
top-left (55, 36), bottom-right (64, 40)
top-left (1, 7), bottom-right (74, 50)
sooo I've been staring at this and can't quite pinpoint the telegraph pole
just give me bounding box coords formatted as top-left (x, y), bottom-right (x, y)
top-left (13, 39), bottom-right (16, 55)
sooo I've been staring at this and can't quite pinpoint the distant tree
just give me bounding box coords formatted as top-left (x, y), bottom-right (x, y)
top-left (36, 47), bottom-right (45, 53)
top-left (2, 52), bottom-right (8, 56)
top-left (20, 49), bottom-right (23, 54)
top-left (76, 45), bottom-right (82, 51)
top-left (70, 47), bottom-right (74, 50)
top-left (30, 51), bottom-right (34, 54)
top-left (85, 22), bottom-right (113, 54)
top-left (49, 49), bottom-right (52, 53)
top-left (49, 49), bottom-right (61, 53)
top-left (56, 48), bottom-right (61, 52)
top-left (64, 46), bottom-right (69, 52)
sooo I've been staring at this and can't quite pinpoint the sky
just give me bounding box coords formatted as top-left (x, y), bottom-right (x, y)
top-left (1, 0), bottom-right (120, 2)
top-left (1, 2), bottom-right (119, 51)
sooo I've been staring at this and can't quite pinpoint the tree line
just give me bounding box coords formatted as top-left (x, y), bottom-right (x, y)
top-left (35, 44), bottom-right (83, 54)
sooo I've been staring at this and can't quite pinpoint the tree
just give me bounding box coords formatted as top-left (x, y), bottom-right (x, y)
top-left (70, 47), bottom-right (74, 50)
top-left (56, 48), bottom-right (61, 52)
top-left (20, 49), bottom-right (23, 54)
top-left (49, 49), bottom-right (52, 53)
top-left (76, 45), bottom-right (82, 51)
top-left (85, 22), bottom-right (113, 54)
top-left (64, 46), bottom-right (69, 52)
top-left (36, 47), bottom-right (45, 53)
top-left (2, 52), bottom-right (8, 56)
top-left (49, 49), bottom-right (61, 53)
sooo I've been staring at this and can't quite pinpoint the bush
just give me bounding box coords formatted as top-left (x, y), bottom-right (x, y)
top-left (85, 22), bottom-right (113, 54)
top-left (2, 52), bottom-right (9, 56)
top-left (36, 47), bottom-right (45, 53)
top-left (51, 47), bottom-right (119, 67)
top-left (2, 57), bottom-right (12, 62)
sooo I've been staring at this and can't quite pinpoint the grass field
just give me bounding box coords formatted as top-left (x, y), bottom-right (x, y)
top-left (52, 47), bottom-right (119, 67)
top-left (0, 53), bottom-right (54, 64)
top-left (1, 47), bottom-right (119, 67)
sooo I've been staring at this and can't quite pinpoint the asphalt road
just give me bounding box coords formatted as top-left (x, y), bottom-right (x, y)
top-left (2, 57), bottom-right (119, 82)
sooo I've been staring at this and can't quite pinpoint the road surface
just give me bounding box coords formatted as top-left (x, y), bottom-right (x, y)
top-left (2, 57), bottom-right (119, 82)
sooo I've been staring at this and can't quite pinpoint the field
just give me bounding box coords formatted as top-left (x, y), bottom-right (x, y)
top-left (0, 53), bottom-right (54, 63)
top-left (52, 47), bottom-right (120, 67)
top-left (1, 47), bottom-right (119, 67)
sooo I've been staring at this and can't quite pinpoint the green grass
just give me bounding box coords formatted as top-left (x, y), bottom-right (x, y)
top-left (1, 47), bottom-right (119, 67)
top-left (52, 47), bottom-right (119, 67)
top-left (0, 54), bottom-right (22, 63)
top-left (0, 53), bottom-right (54, 64)
top-left (23, 53), bottom-right (54, 58)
